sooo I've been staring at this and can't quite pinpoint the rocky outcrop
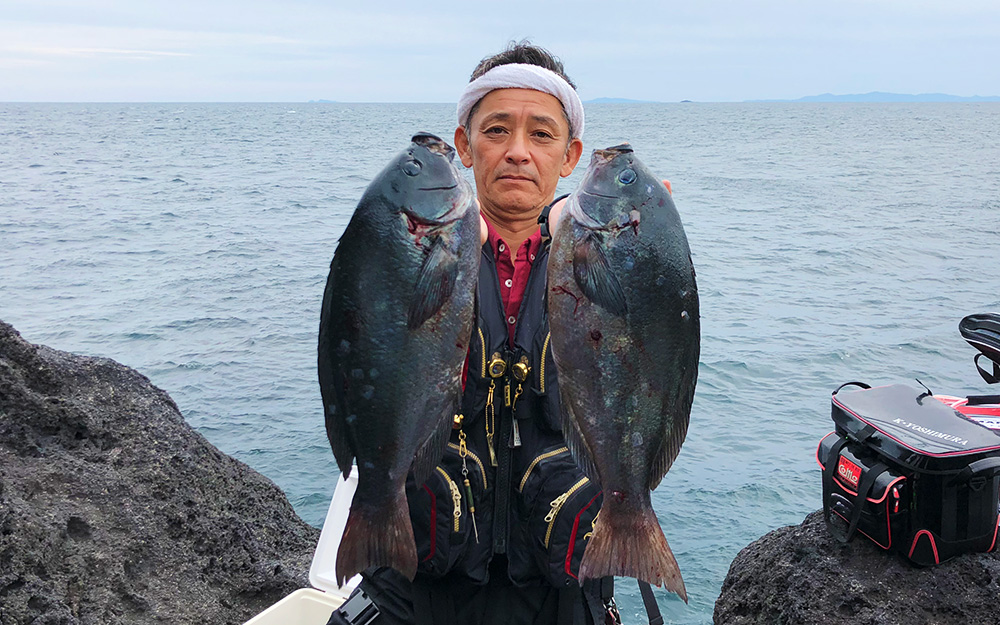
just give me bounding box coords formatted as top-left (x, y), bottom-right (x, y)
top-left (0, 320), bottom-right (320, 625)
top-left (714, 510), bottom-right (1000, 625)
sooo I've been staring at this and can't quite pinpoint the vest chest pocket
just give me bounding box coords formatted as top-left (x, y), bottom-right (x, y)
top-left (407, 444), bottom-right (490, 581)
top-left (509, 445), bottom-right (603, 587)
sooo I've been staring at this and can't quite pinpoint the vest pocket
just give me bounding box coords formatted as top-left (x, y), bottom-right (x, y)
top-left (407, 445), bottom-right (489, 581)
top-left (509, 445), bottom-right (602, 587)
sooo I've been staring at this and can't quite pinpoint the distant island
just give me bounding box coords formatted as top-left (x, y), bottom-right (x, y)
top-left (584, 97), bottom-right (657, 104)
top-left (747, 92), bottom-right (1000, 103)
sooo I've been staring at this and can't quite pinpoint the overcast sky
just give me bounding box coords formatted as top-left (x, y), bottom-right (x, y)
top-left (2, 0), bottom-right (998, 102)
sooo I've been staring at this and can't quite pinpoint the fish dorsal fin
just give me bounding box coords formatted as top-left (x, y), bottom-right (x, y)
top-left (408, 237), bottom-right (459, 329)
top-left (572, 232), bottom-right (627, 317)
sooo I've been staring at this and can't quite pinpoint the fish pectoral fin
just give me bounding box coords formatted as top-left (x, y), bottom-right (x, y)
top-left (572, 232), bottom-right (627, 317)
top-left (408, 238), bottom-right (459, 329)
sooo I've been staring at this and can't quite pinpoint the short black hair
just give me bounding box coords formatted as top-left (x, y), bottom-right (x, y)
top-left (464, 41), bottom-right (577, 138)
top-left (469, 40), bottom-right (576, 89)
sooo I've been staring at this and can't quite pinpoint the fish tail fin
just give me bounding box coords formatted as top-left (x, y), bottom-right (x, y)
top-left (336, 484), bottom-right (416, 586)
top-left (579, 500), bottom-right (687, 602)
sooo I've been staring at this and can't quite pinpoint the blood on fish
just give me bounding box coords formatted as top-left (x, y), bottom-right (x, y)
top-left (552, 285), bottom-right (583, 315)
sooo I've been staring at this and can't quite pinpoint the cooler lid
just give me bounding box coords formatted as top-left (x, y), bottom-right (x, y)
top-left (833, 384), bottom-right (1000, 457)
top-left (309, 467), bottom-right (362, 597)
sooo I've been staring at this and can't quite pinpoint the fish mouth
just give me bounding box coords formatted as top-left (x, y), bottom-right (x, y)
top-left (401, 208), bottom-right (456, 228)
top-left (580, 190), bottom-right (618, 200)
top-left (417, 185), bottom-right (458, 191)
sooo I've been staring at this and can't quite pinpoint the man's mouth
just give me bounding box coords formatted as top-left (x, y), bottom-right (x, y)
top-left (497, 175), bottom-right (534, 183)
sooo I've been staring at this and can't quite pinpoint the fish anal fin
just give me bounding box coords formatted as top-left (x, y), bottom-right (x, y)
top-left (323, 401), bottom-right (356, 478)
top-left (648, 378), bottom-right (696, 490)
top-left (410, 409), bottom-right (454, 487)
top-left (408, 238), bottom-right (459, 329)
top-left (572, 232), bottom-right (627, 317)
top-left (559, 389), bottom-right (600, 483)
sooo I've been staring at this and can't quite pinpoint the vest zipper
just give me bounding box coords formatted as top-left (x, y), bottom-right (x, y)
top-left (544, 477), bottom-right (589, 548)
top-left (518, 446), bottom-right (569, 492)
top-left (448, 442), bottom-right (488, 490)
top-left (436, 467), bottom-right (462, 533)
top-left (478, 327), bottom-right (487, 378)
top-left (540, 331), bottom-right (551, 393)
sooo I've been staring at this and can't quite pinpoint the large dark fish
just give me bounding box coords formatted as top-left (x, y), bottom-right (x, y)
top-left (547, 144), bottom-right (699, 601)
top-left (318, 133), bottom-right (479, 585)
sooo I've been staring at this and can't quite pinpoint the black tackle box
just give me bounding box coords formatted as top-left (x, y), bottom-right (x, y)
top-left (817, 382), bottom-right (1000, 565)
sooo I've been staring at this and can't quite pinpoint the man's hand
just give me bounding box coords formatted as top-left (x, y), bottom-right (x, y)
top-left (541, 180), bottom-right (672, 240)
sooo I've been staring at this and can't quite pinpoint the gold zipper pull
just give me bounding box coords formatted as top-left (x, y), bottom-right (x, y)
top-left (511, 383), bottom-right (523, 412)
top-left (545, 492), bottom-right (571, 523)
top-left (450, 480), bottom-right (462, 531)
top-left (504, 382), bottom-right (511, 407)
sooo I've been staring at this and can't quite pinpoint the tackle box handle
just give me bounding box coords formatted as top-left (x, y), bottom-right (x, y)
top-left (948, 457), bottom-right (1000, 486)
top-left (832, 381), bottom-right (872, 395)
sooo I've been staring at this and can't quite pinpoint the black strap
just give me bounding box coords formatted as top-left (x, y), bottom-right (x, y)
top-left (822, 437), bottom-right (887, 543)
top-left (974, 354), bottom-right (1000, 384)
top-left (822, 436), bottom-right (849, 539)
top-left (968, 394), bottom-right (1000, 406)
top-left (638, 581), bottom-right (663, 625)
top-left (538, 194), bottom-right (570, 239)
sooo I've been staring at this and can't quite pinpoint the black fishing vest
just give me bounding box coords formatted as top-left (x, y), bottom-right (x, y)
top-left (404, 234), bottom-right (603, 590)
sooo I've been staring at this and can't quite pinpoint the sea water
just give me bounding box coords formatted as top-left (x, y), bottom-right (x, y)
top-left (2, 102), bottom-right (999, 624)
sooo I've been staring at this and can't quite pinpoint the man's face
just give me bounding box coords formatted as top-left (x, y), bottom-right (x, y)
top-left (455, 88), bottom-right (583, 220)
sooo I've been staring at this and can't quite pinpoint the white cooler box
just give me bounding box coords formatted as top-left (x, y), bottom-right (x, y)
top-left (244, 469), bottom-right (363, 625)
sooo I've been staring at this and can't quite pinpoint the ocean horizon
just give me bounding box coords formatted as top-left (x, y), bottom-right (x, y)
top-left (2, 101), bottom-right (998, 624)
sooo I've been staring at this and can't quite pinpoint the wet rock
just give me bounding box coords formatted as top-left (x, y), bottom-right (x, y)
top-left (714, 510), bottom-right (1000, 625)
top-left (0, 319), bottom-right (320, 625)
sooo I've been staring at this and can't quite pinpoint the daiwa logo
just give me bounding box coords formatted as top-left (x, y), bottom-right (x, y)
top-left (837, 455), bottom-right (862, 489)
top-left (892, 418), bottom-right (969, 446)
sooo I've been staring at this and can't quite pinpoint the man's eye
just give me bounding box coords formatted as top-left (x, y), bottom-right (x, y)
top-left (484, 127), bottom-right (506, 135)
top-left (534, 131), bottom-right (553, 139)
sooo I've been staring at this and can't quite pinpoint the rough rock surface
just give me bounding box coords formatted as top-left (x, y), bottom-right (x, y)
top-left (714, 510), bottom-right (1000, 625)
top-left (0, 320), bottom-right (320, 625)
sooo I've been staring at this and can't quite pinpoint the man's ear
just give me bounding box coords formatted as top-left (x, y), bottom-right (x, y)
top-left (454, 126), bottom-right (474, 168)
top-left (560, 137), bottom-right (584, 177)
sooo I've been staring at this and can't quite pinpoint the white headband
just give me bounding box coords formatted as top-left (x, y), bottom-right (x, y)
top-left (456, 63), bottom-right (585, 139)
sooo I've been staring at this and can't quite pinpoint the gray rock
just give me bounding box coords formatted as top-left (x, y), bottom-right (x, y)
top-left (714, 510), bottom-right (1000, 625)
top-left (0, 319), bottom-right (320, 625)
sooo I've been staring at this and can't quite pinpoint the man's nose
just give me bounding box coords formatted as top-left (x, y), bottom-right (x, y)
top-left (505, 131), bottom-right (530, 163)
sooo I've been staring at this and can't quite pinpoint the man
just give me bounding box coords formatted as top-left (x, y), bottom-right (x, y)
top-left (329, 42), bottom-right (614, 625)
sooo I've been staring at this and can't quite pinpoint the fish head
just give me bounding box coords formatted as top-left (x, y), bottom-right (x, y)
top-left (574, 143), bottom-right (661, 231)
top-left (384, 133), bottom-right (473, 228)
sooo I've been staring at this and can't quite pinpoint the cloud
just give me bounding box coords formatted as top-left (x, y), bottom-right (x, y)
top-left (6, 46), bottom-right (193, 59)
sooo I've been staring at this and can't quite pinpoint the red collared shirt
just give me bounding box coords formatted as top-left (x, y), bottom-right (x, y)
top-left (483, 215), bottom-right (544, 347)
top-left (461, 216), bottom-right (544, 390)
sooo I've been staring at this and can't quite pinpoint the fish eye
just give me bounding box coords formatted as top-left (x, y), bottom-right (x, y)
top-left (618, 168), bottom-right (637, 185)
top-left (402, 159), bottom-right (422, 176)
